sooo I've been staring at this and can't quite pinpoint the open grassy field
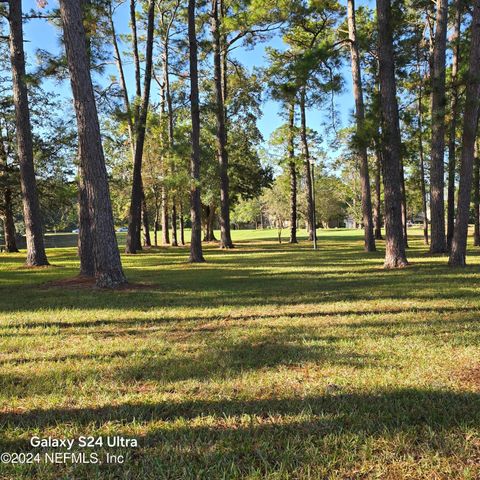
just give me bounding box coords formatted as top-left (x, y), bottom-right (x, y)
top-left (0, 228), bottom-right (479, 479)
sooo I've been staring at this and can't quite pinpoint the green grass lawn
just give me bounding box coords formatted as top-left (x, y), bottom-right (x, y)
top-left (0, 228), bottom-right (479, 479)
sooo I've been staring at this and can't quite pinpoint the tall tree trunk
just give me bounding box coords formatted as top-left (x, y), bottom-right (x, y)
top-left (474, 146), bottom-right (480, 246)
top-left (161, 186), bottom-right (169, 245)
top-left (59, 0), bottom-right (126, 287)
top-left (2, 187), bottom-right (18, 253)
top-left (179, 202), bottom-right (185, 245)
top-left (288, 102), bottom-right (298, 244)
top-left (376, 0), bottom-right (408, 268)
top-left (348, 0), bottom-right (376, 252)
top-left (171, 203), bottom-right (178, 246)
top-left (8, 0), bottom-right (49, 267)
top-left (300, 89), bottom-right (314, 242)
top-left (417, 53), bottom-right (429, 245)
top-left (125, 0), bottom-right (155, 254)
top-left (429, 0), bottom-right (448, 254)
top-left (78, 164), bottom-right (94, 276)
top-left (449, 0), bottom-right (480, 267)
top-left (211, 0), bottom-right (233, 249)
top-left (130, 0), bottom-right (141, 126)
top-left (188, 0), bottom-right (205, 262)
top-left (77, 0), bottom-right (95, 277)
top-left (374, 144), bottom-right (383, 239)
top-left (108, 2), bottom-right (135, 155)
top-left (446, 0), bottom-right (462, 251)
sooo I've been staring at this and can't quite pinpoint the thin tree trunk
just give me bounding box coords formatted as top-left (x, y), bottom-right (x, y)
top-left (449, 0), bottom-right (480, 267)
top-left (108, 2), bottom-right (135, 155)
top-left (429, 0), bottom-right (448, 254)
top-left (374, 143), bottom-right (383, 239)
top-left (348, 0), bottom-right (376, 252)
top-left (288, 102), bottom-right (298, 244)
top-left (126, 0), bottom-right (155, 254)
top-left (212, 0), bottom-right (233, 249)
top-left (376, 0), bottom-right (408, 268)
top-left (188, 0), bottom-right (205, 262)
top-left (59, 0), bottom-right (126, 287)
top-left (8, 0), bottom-right (48, 266)
top-left (130, 0), bottom-right (142, 126)
top-left (142, 191), bottom-right (151, 247)
top-left (179, 202), bottom-right (185, 245)
top-left (171, 203), bottom-right (178, 246)
top-left (2, 187), bottom-right (18, 253)
top-left (447, 0), bottom-right (462, 251)
top-left (161, 186), bottom-right (169, 244)
top-left (474, 146), bottom-right (480, 246)
top-left (417, 64), bottom-right (429, 245)
top-left (300, 89), bottom-right (314, 242)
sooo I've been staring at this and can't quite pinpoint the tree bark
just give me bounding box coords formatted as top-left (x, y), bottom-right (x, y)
top-left (429, 0), bottom-right (448, 254)
top-left (8, 0), bottom-right (49, 266)
top-left (59, 0), bottom-right (126, 287)
top-left (211, 0), bottom-right (233, 249)
top-left (446, 0), bottom-right (462, 251)
top-left (299, 89), bottom-right (314, 242)
top-left (376, 0), bottom-right (408, 268)
top-left (188, 0), bottom-right (205, 262)
top-left (78, 164), bottom-right (94, 276)
top-left (348, 0), bottom-right (376, 252)
top-left (125, 0), bottom-right (155, 254)
top-left (449, 0), bottom-right (480, 267)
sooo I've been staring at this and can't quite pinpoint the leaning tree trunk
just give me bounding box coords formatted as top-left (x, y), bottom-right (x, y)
top-left (474, 150), bottom-right (480, 246)
top-left (446, 0), bottom-right (462, 251)
top-left (212, 0), bottom-right (233, 249)
top-left (8, 0), bottom-right (48, 267)
top-left (125, 0), bottom-right (155, 254)
top-left (449, 0), bottom-right (480, 267)
top-left (429, 0), bottom-right (448, 254)
top-left (188, 0), bottom-right (205, 262)
top-left (299, 89), bottom-right (314, 241)
top-left (348, 0), bottom-right (376, 252)
top-left (59, 0), bottom-right (126, 287)
top-left (2, 187), bottom-right (19, 253)
top-left (376, 0), bottom-right (408, 268)
top-left (288, 102), bottom-right (298, 244)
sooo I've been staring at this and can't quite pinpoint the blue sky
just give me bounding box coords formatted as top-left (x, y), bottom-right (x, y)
top-left (22, 0), bottom-right (376, 151)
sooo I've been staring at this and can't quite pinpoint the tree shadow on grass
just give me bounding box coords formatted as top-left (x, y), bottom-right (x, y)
top-left (1, 389), bottom-right (479, 479)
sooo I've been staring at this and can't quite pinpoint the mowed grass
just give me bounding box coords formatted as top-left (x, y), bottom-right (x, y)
top-left (0, 228), bottom-right (479, 479)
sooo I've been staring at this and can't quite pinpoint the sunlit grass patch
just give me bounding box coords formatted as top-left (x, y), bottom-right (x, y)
top-left (0, 229), bottom-right (479, 479)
